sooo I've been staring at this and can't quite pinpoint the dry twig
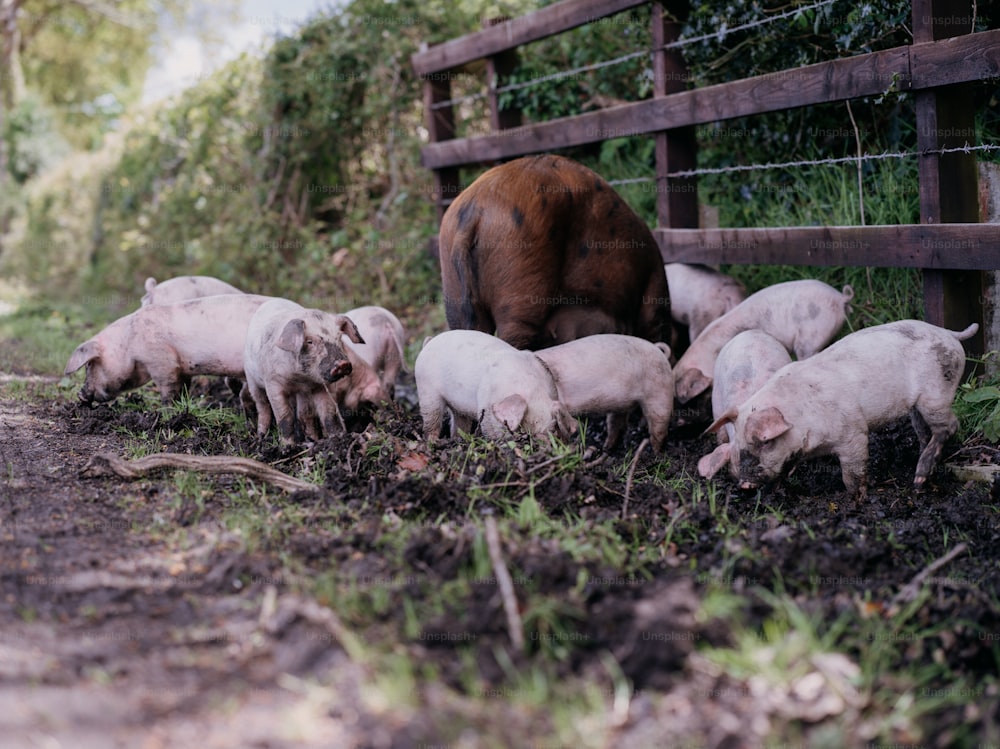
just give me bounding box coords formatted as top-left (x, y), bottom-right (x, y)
top-left (891, 542), bottom-right (969, 609)
top-left (622, 438), bottom-right (650, 520)
top-left (484, 515), bottom-right (525, 653)
top-left (80, 452), bottom-right (319, 494)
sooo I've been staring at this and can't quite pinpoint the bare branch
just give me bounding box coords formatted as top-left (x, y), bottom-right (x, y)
top-left (80, 452), bottom-right (321, 494)
top-left (484, 515), bottom-right (525, 653)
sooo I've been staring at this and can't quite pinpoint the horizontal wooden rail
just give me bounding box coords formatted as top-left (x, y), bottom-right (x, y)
top-left (655, 223), bottom-right (1000, 268)
top-left (420, 28), bottom-right (1000, 170)
top-left (909, 28), bottom-right (1000, 87)
top-left (411, 0), bottom-right (647, 76)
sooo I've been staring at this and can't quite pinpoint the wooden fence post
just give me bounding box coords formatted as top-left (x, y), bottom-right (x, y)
top-left (419, 43), bottom-right (463, 235)
top-left (652, 0), bottom-right (698, 232)
top-left (484, 17), bottom-right (522, 134)
top-left (979, 162), bottom-right (1000, 374)
top-left (912, 0), bottom-right (984, 365)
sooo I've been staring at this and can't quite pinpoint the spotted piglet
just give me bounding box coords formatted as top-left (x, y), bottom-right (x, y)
top-left (697, 330), bottom-right (791, 480)
top-left (673, 279), bottom-right (853, 405)
top-left (706, 320), bottom-right (978, 498)
top-left (244, 298), bottom-right (364, 444)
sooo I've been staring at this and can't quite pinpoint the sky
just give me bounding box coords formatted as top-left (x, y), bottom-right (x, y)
top-left (142, 0), bottom-right (340, 104)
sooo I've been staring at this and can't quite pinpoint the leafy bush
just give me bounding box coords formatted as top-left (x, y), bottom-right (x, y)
top-left (954, 373), bottom-right (1000, 442)
top-left (1, 0), bottom-right (995, 339)
top-left (2, 0), bottom-right (496, 320)
top-left (2, 94), bottom-right (70, 184)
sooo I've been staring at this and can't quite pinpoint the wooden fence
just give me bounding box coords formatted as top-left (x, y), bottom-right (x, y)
top-left (411, 0), bottom-right (1000, 358)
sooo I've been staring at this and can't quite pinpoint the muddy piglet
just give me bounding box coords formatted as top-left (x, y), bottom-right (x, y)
top-left (331, 305), bottom-right (408, 413)
top-left (697, 330), bottom-right (791, 479)
top-left (674, 279), bottom-right (854, 404)
top-left (707, 320), bottom-right (978, 499)
top-left (665, 263), bottom-right (746, 343)
top-left (65, 294), bottom-right (273, 405)
top-left (141, 275), bottom-right (245, 306)
top-left (534, 334), bottom-right (673, 452)
top-left (415, 330), bottom-right (576, 442)
top-left (244, 298), bottom-right (364, 444)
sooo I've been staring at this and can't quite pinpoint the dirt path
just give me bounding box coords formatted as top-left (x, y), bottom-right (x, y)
top-left (0, 392), bottom-right (363, 748)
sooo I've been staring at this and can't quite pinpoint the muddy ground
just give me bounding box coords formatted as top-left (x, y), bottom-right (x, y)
top-left (2, 374), bottom-right (999, 748)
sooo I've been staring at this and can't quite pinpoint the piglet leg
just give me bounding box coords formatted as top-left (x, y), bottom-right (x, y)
top-left (603, 412), bottom-right (627, 451)
top-left (836, 432), bottom-right (870, 499)
top-left (913, 412), bottom-right (959, 491)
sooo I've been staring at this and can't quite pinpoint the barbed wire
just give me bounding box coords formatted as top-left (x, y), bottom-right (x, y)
top-left (428, 89), bottom-right (488, 111)
top-left (601, 144), bottom-right (1000, 185)
top-left (430, 47), bottom-right (649, 110)
top-left (661, 0), bottom-right (838, 51)
top-left (494, 49), bottom-right (649, 98)
top-left (605, 177), bottom-right (654, 186)
top-left (430, 0), bottom-right (840, 110)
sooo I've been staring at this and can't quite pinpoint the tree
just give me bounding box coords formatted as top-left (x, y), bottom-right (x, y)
top-left (0, 0), bottom-right (241, 184)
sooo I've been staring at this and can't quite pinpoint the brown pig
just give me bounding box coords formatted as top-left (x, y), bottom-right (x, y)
top-left (706, 320), bottom-right (978, 498)
top-left (64, 294), bottom-right (273, 405)
top-left (534, 334), bottom-right (674, 452)
top-left (674, 280), bottom-right (854, 404)
top-left (438, 154), bottom-right (672, 350)
top-left (243, 298), bottom-right (364, 444)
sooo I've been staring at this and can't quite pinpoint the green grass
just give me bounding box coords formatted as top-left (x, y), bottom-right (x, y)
top-left (0, 301), bottom-right (113, 376)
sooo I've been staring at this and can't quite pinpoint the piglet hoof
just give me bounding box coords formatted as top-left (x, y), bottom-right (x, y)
top-left (913, 475), bottom-right (928, 493)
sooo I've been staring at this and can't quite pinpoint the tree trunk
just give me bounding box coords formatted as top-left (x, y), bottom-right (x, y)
top-left (0, 0), bottom-right (25, 185)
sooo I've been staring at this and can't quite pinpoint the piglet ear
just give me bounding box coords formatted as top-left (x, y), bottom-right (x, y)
top-left (697, 443), bottom-right (732, 479)
top-left (337, 315), bottom-right (366, 345)
top-left (65, 339), bottom-right (100, 375)
top-left (703, 408), bottom-right (737, 437)
top-left (746, 406), bottom-right (791, 444)
top-left (491, 394), bottom-right (528, 432)
top-left (277, 319), bottom-right (306, 352)
top-left (676, 368), bottom-right (711, 404)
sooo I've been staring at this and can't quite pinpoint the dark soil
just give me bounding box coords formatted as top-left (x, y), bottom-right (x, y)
top-left (2, 374), bottom-right (999, 748)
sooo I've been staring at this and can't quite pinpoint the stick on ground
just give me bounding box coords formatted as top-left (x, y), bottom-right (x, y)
top-left (891, 542), bottom-right (968, 609)
top-left (622, 438), bottom-right (649, 520)
top-left (80, 452), bottom-right (319, 494)
top-left (484, 514), bottom-right (525, 653)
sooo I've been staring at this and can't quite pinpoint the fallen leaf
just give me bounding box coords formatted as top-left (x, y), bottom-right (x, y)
top-left (397, 451), bottom-right (430, 471)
